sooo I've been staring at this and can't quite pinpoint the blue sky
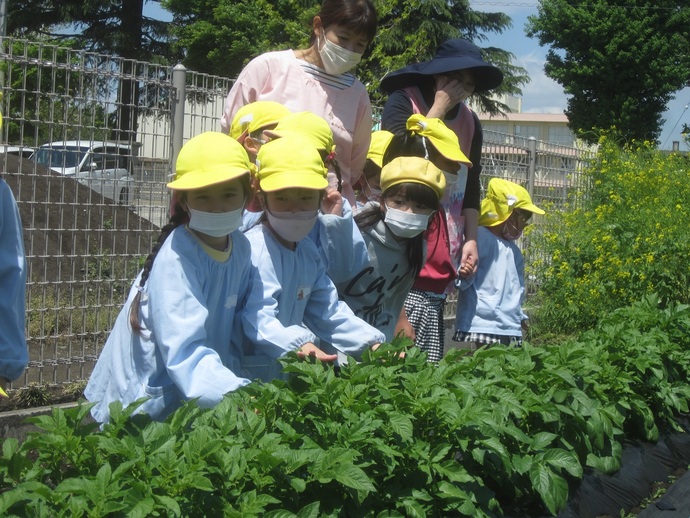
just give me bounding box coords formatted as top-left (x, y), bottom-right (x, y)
top-left (144, 1), bottom-right (689, 150)
top-left (469, 0), bottom-right (690, 150)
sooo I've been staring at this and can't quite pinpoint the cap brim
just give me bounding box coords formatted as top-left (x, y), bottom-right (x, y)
top-left (259, 172), bottom-right (328, 192)
top-left (520, 203), bottom-right (545, 215)
top-left (167, 166), bottom-right (249, 190)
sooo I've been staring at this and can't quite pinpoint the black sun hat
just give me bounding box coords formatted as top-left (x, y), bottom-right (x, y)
top-left (380, 38), bottom-right (504, 94)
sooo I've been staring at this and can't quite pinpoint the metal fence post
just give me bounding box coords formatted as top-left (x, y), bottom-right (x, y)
top-left (527, 136), bottom-right (537, 197)
top-left (171, 63), bottom-right (187, 178)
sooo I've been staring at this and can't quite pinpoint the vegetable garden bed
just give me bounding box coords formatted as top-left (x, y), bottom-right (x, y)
top-left (1, 296), bottom-right (689, 517)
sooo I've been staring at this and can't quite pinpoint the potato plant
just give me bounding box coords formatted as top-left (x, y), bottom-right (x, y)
top-left (1, 297), bottom-right (689, 517)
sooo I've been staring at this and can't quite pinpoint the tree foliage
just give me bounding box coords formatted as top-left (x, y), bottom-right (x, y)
top-left (526, 0), bottom-right (690, 145)
top-left (162, 0), bottom-right (529, 112)
top-left (7, 0), bottom-right (178, 141)
top-left (7, 0), bottom-right (172, 61)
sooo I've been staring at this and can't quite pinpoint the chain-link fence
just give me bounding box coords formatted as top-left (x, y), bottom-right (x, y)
top-left (1, 37), bottom-right (595, 390)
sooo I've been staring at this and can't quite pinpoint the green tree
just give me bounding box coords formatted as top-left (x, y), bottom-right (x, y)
top-left (162, 0), bottom-right (528, 112)
top-left (526, 0), bottom-right (690, 145)
top-left (1, 40), bottom-right (112, 145)
top-left (7, 0), bottom-right (176, 141)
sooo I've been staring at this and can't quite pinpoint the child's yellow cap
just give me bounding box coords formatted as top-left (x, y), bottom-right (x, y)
top-left (167, 132), bottom-right (251, 190)
top-left (229, 101), bottom-right (291, 141)
top-left (256, 137), bottom-right (328, 192)
top-left (264, 111), bottom-right (335, 154)
top-left (479, 178), bottom-right (545, 226)
top-left (406, 114), bottom-right (472, 167)
top-left (367, 130), bottom-right (394, 168)
top-left (380, 156), bottom-right (446, 199)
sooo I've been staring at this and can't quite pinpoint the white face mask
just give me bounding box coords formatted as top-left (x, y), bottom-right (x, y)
top-left (266, 209), bottom-right (319, 243)
top-left (187, 207), bottom-right (243, 237)
top-left (384, 205), bottom-right (430, 239)
top-left (502, 219), bottom-right (523, 241)
top-left (318, 30), bottom-right (362, 75)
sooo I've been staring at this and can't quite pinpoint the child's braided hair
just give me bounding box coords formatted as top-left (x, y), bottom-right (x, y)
top-left (128, 197), bottom-right (188, 334)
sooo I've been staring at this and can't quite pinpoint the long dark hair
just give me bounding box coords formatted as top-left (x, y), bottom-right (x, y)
top-left (310, 0), bottom-right (378, 45)
top-left (128, 198), bottom-right (189, 334)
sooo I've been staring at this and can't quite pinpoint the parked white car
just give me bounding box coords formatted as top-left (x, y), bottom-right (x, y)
top-left (31, 141), bottom-right (135, 205)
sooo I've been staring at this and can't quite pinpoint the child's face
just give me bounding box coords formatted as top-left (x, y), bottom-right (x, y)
top-left (502, 209), bottom-right (532, 240)
top-left (185, 179), bottom-right (246, 213)
top-left (263, 188), bottom-right (321, 213)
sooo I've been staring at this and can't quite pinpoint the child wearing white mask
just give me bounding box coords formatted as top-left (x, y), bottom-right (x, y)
top-left (85, 132), bottom-right (255, 423)
top-left (385, 115), bottom-right (473, 364)
top-left (323, 156), bottom-right (445, 342)
top-left (241, 136), bottom-right (384, 382)
top-left (220, 0), bottom-right (378, 206)
top-left (454, 178), bottom-right (545, 350)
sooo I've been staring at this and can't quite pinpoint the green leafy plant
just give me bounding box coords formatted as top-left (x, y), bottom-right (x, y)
top-left (2, 297), bottom-right (689, 517)
top-left (528, 136), bottom-right (690, 335)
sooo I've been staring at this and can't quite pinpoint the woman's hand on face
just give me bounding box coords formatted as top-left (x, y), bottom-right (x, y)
top-left (430, 75), bottom-right (471, 116)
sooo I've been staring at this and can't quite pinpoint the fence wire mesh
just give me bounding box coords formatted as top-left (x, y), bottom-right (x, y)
top-left (1, 37), bottom-right (594, 389)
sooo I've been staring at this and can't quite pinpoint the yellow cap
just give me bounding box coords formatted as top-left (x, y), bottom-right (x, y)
top-left (479, 178), bottom-right (545, 227)
top-left (406, 114), bottom-right (472, 167)
top-left (380, 156), bottom-right (446, 199)
top-left (167, 132), bottom-right (251, 190)
top-left (256, 137), bottom-right (328, 192)
top-left (229, 101), bottom-right (291, 141)
top-left (264, 111), bottom-right (335, 154)
top-left (367, 130), bottom-right (394, 168)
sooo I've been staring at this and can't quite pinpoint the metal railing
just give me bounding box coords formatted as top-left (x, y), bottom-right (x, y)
top-left (0, 37), bottom-right (595, 389)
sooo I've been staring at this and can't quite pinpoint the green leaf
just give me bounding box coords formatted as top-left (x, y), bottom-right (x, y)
top-left (332, 465), bottom-right (375, 492)
top-left (543, 448), bottom-right (583, 478)
top-left (388, 412), bottom-right (414, 442)
top-left (530, 432), bottom-right (558, 451)
top-left (529, 463), bottom-right (569, 515)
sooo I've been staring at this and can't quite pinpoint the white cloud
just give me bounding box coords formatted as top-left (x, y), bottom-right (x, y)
top-left (513, 51), bottom-right (568, 114)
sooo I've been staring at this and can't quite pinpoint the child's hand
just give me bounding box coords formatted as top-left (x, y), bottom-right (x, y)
top-left (297, 343), bottom-right (338, 363)
top-left (458, 262), bottom-right (474, 279)
top-left (394, 311), bottom-right (416, 341)
top-left (321, 188), bottom-right (344, 216)
top-left (521, 319), bottom-right (529, 331)
top-left (459, 240), bottom-right (478, 277)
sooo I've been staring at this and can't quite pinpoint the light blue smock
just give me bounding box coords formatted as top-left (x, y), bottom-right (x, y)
top-left (0, 179), bottom-right (28, 383)
top-left (84, 226), bottom-right (252, 423)
top-left (454, 226), bottom-right (527, 337)
top-left (241, 223), bottom-right (385, 381)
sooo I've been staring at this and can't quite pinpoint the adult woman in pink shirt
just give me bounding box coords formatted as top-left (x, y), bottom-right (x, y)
top-left (220, 0), bottom-right (378, 205)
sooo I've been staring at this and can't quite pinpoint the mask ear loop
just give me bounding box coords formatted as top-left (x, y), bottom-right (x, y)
top-left (421, 136), bottom-right (430, 160)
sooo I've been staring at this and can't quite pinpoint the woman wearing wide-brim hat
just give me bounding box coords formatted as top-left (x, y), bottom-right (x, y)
top-left (379, 38), bottom-right (504, 362)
